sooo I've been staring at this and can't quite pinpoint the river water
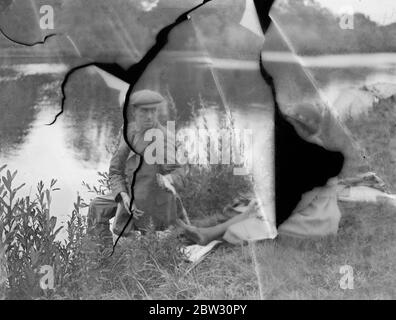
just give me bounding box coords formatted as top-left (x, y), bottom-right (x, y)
top-left (1, 52), bottom-right (396, 235)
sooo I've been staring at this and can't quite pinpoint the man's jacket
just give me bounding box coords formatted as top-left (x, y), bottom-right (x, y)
top-left (109, 123), bottom-right (185, 230)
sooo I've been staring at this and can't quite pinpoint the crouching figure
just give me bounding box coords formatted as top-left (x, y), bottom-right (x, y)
top-left (87, 89), bottom-right (185, 250)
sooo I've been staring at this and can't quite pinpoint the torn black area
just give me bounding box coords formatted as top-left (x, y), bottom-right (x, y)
top-left (254, 0), bottom-right (344, 227)
top-left (0, 27), bottom-right (57, 47)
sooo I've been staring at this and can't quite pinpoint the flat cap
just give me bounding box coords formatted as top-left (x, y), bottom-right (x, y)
top-left (129, 89), bottom-right (165, 108)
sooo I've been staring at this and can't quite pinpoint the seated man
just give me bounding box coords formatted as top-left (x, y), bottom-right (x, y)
top-left (87, 89), bottom-right (185, 250)
top-left (178, 102), bottom-right (358, 245)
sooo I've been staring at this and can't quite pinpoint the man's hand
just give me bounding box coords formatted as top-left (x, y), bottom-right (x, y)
top-left (120, 192), bottom-right (144, 219)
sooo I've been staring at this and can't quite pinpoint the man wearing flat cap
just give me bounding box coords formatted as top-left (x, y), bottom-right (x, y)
top-left (87, 89), bottom-right (185, 250)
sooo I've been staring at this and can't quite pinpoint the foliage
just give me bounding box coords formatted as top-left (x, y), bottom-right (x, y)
top-left (0, 165), bottom-right (97, 299)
